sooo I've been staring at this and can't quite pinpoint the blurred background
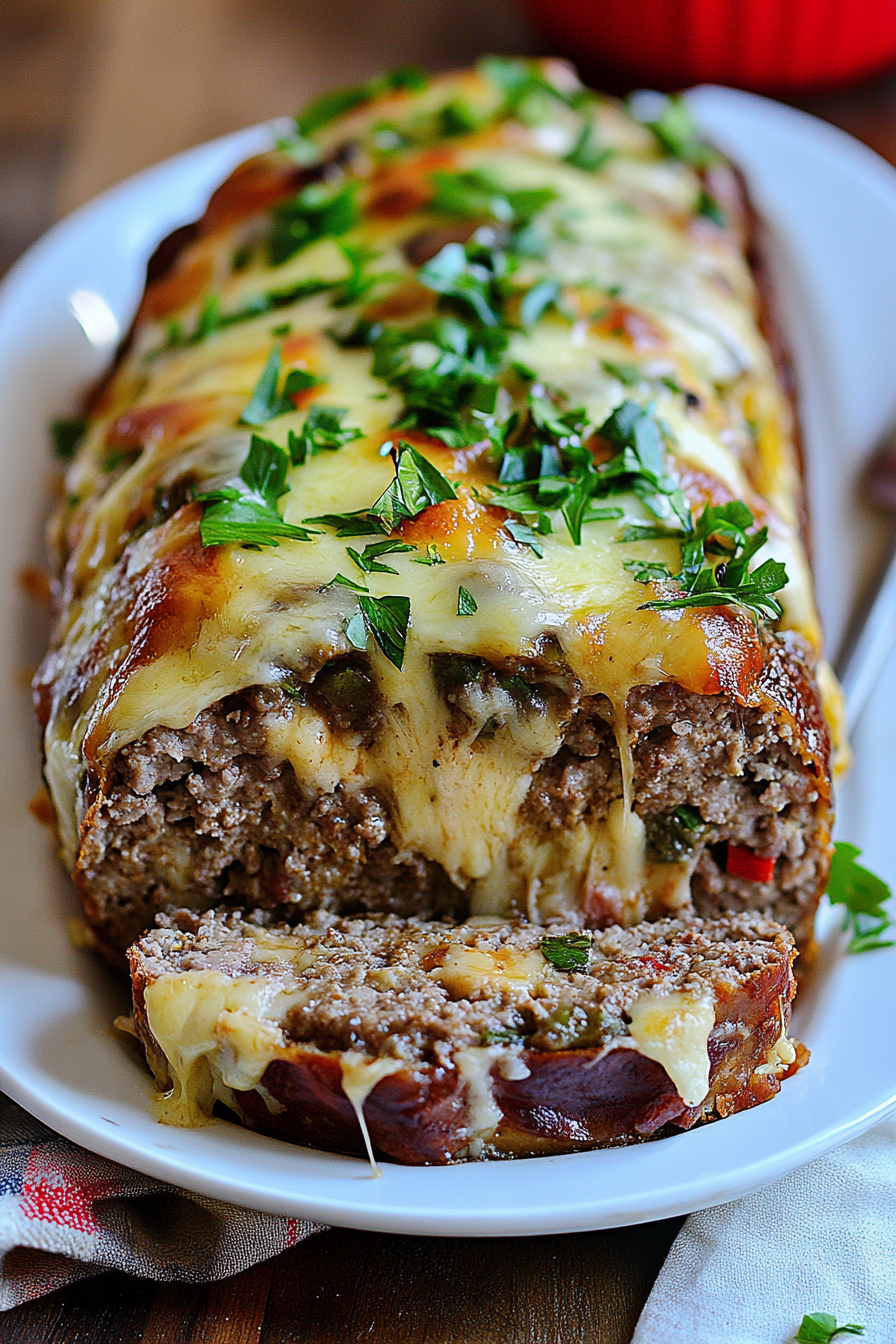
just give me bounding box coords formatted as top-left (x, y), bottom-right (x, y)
top-left (3, 0), bottom-right (896, 279)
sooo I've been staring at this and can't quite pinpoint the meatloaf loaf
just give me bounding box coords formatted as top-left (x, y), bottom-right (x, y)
top-left (36, 59), bottom-right (837, 961)
top-left (128, 909), bottom-right (805, 1163)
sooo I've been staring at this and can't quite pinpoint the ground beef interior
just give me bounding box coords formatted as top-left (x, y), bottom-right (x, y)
top-left (74, 636), bottom-right (830, 959)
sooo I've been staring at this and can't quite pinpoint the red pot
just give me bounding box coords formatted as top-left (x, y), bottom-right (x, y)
top-left (519, 0), bottom-right (896, 94)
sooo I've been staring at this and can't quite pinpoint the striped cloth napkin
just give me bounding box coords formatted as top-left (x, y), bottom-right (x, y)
top-left (0, 1093), bottom-right (323, 1311)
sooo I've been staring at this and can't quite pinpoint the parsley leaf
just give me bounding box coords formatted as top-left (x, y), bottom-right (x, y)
top-left (371, 317), bottom-right (508, 446)
top-left (492, 394), bottom-right (677, 545)
top-left (303, 509), bottom-right (387, 537)
top-left (196, 434), bottom-right (314, 547)
top-left (412, 542), bottom-right (445, 565)
top-left (595, 400), bottom-right (691, 529)
top-left (288, 405), bottom-right (363, 464)
top-left (826, 842), bottom-right (893, 953)
top-left (520, 278), bottom-right (562, 326)
top-left (633, 93), bottom-right (714, 168)
top-left (358, 592), bottom-right (411, 669)
top-left (429, 169), bottom-right (556, 228)
top-left (457, 585), bottom-right (477, 615)
top-left (152, 279), bottom-right (338, 354)
top-left (268, 181), bottom-right (358, 267)
top-left (478, 56), bottom-right (590, 118)
top-left (794, 1313), bottom-right (865, 1342)
top-left (241, 348), bottom-right (331, 429)
top-left (437, 97), bottom-right (486, 137)
top-left (332, 243), bottom-right (399, 308)
top-left (540, 933), bottom-right (592, 972)
top-left (347, 537), bottom-right (417, 575)
top-left (697, 187), bottom-right (727, 227)
top-left (240, 347), bottom-right (290, 425)
top-left (503, 518), bottom-right (545, 557)
top-left (328, 572), bottom-right (368, 592)
top-left (634, 501), bottom-right (789, 622)
top-left (295, 66), bottom-right (427, 136)
top-left (602, 359), bottom-right (641, 386)
top-left (564, 121), bottom-right (612, 172)
top-left (418, 240), bottom-right (503, 327)
top-left (369, 440), bottom-right (456, 527)
top-left (51, 415), bottom-right (87, 460)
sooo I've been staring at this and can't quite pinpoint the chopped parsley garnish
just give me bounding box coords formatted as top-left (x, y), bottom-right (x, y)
top-left (826, 842), bottom-right (893, 953)
top-left (503, 518), bottom-right (546, 557)
top-left (412, 542), bottom-right (445, 565)
top-left (633, 93), bottom-right (714, 168)
top-left (437, 97), bottom-right (486, 138)
top-left (371, 316), bottom-right (508, 447)
top-left (595, 400), bottom-right (691, 529)
top-left (51, 415), bottom-right (87, 460)
top-left (303, 509), bottom-right (387, 537)
top-left (564, 121), bottom-right (612, 172)
top-left (429, 168), bottom-right (556, 230)
top-left (294, 66), bottom-right (427, 137)
top-left (369, 440), bottom-right (457, 527)
top-left (332, 243), bottom-right (398, 309)
top-left (492, 394), bottom-right (680, 546)
top-left (794, 1314), bottom-right (865, 1342)
top-left (540, 933), bottom-right (592, 973)
top-left (358, 592), bottom-right (411, 669)
top-left (627, 499), bottom-right (789, 622)
top-left (418, 240), bottom-right (504, 328)
top-left (457, 585), bottom-right (477, 616)
top-left (347, 537), bottom-right (416, 576)
top-left (240, 346), bottom-right (321, 425)
top-left (696, 187), bottom-right (727, 227)
top-left (150, 278), bottom-right (339, 354)
top-left (478, 56), bottom-right (591, 120)
top-left (196, 434), bottom-right (314, 548)
top-left (287, 404), bottom-right (363, 464)
top-left (602, 359), bottom-right (641, 386)
top-left (329, 572), bottom-right (368, 593)
top-left (268, 181), bottom-right (358, 267)
top-left (520, 278), bottom-right (562, 326)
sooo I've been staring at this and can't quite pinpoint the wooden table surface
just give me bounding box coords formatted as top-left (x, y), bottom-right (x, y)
top-left (2, 2), bottom-right (895, 1339)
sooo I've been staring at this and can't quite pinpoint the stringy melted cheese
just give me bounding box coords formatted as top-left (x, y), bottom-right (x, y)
top-left (626, 990), bottom-right (715, 1107)
top-left (40, 64), bottom-right (833, 925)
top-left (142, 970), bottom-right (289, 1126)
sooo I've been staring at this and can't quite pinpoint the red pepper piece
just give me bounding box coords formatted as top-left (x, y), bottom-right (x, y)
top-left (726, 844), bottom-right (776, 883)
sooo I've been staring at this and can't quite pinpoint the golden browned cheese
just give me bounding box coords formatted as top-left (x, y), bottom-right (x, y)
top-left (36, 60), bottom-right (835, 934)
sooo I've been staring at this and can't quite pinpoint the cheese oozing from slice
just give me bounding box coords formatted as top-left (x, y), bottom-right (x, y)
top-left (626, 990), bottom-right (715, 1107)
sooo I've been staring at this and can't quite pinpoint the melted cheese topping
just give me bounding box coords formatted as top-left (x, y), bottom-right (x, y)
top-left (40, 63), bottom-right (835, 924)
top-left (434, 944), bottom-right (546, 997)
top-left (626, 990), bottom-right (715, 1106)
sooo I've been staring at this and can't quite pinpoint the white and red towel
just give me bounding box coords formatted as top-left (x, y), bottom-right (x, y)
top-left (0, 1093), bottom-right (321, 1311)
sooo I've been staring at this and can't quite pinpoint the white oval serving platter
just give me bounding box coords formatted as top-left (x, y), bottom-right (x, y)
top-left (0, 86), bottom-right (894, 1236)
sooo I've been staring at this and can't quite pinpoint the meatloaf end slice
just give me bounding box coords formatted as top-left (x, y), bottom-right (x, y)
top-left (128, 908), bottom-right (806, 1165)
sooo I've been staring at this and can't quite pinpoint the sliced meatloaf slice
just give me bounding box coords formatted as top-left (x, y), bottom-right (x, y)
top-left (128, 908), bottom-right (806, 1165)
